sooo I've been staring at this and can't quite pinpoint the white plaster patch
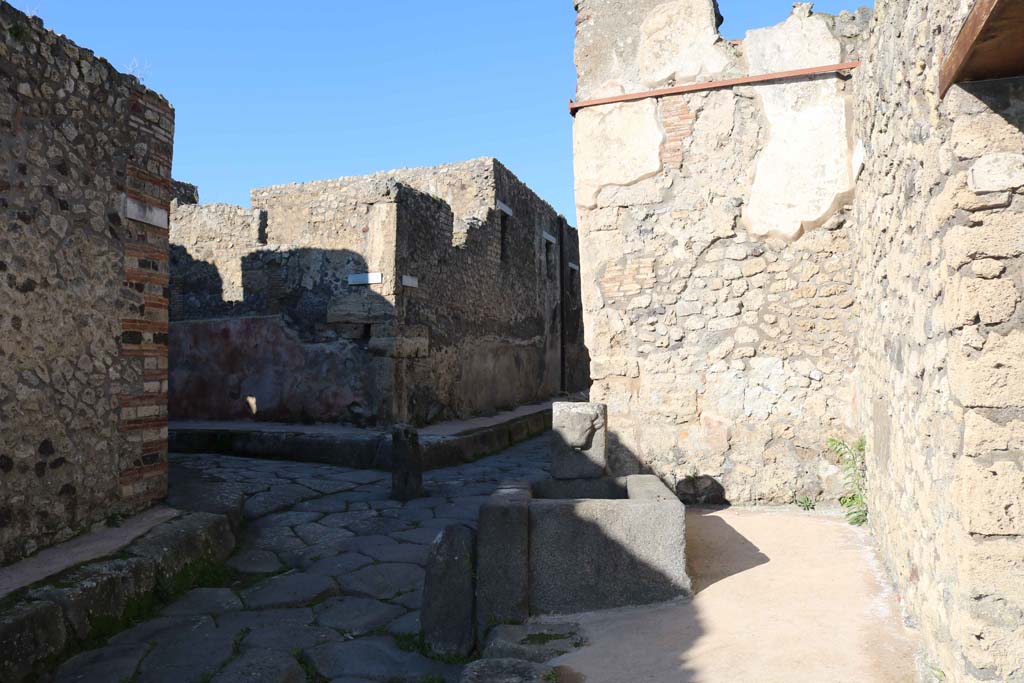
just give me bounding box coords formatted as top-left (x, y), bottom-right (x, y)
top-left (401, 275), bottom-right (419, 288)
top-left (573, 99), bottom-right (664, 209)
top-left (742, 9), bottom-right (853, 240)
top-left (636, 0), bottom-right (731, 87)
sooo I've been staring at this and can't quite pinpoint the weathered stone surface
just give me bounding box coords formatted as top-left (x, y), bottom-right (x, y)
top-left (529, 497), bottom-right (689, 614)
top-left (336, 562), bottom-right (424, 599)
top-left (240, 572), bottom-right (338, 609)
top-left (55, 644), bottom-right (148, 682)
top-left (226, 549), bottom-right (284, 575)
top-left (459, 658), bottom-right (554, 683)
top-left (551, 402), bottom-right (607, 479)
top-left (0, 601), bottom-right (67, 682)
top-left (314, 596), bottom-right (404, 634)
top-left (422, 524), bottom-right (476, 657)
top-left (968, 153), bottom-right (1024, 193)
top-left (636, 0), bottom-right (730, 86)
top-left (128, 512), bottom-right (235, 589)
top-left (391, 424), bottom-right (424, 501)
top-left (303, 637), bottom-right (458, 680)
top-left (476, 489), bottom-right (530, 630)
top-left (211, 650), bottom-right (305, 683)
top-left (573, 100), bottom-right (664, 209)
top-left (161, 588), bottom-right (243, 616)
top-left (482, 622), bottom-right (585, 662)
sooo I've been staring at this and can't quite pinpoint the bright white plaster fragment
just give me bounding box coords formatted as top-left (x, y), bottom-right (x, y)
top-left (742, 6), bottom-right (853, 240)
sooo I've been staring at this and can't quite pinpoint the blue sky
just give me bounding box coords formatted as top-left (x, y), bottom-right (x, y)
top-left (16, 1), bottom-right (870, 224)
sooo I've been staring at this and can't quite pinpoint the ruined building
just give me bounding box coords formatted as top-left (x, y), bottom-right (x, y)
top-left (0, 5), bottom-right (174, 565)
top-left (169, 158), bottom-right (588, 426)
top-left (573, 0), bottom-right (1024, 679)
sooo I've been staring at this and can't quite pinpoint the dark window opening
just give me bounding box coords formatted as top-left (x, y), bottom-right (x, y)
top-left (500, 213), bottom-right (511, 262)
top-left (545, 240), bottom-right (556, 280)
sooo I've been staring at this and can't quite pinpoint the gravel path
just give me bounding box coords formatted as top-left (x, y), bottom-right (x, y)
top-left (54, 435), bottom-right (551, 683)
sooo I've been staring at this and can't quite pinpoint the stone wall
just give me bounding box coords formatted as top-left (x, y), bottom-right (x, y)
top-left (170, 159), bottom-right (587, 426)
top-left (573, 0), bottom-right (869, 500)
top-left (0, 4), bottom-right (174, 565)
top-left (853, 1), bottom-right (1024, 679)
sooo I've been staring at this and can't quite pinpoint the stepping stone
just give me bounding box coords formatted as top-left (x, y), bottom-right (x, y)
top-left (304, 552), bottom-right (374, 577)
top-left (391, 527), bottom-right (443, 545)
top-left (303, 636), bottom-right (458, 681)
top-left (56, 643), bottom-right (148, 683)
top-left (241, 624), bottom-right (341, 652)
top-left (211, 649), bottom-right (305, 683)
top-left (460, 658), bottom-right (554, 683)
top-left (244, 484), bottom-right (318, 519)
top-left (386, 610), bottom-right (420, 635)
top-left (362, 542), bottom-right (429, 566)
top-left (226, 549), bottom-right (283, 575)
top-left (337, 563), bottom-right (425, 599)
top-left (241, 572), bottom-right (338, 609)
top-left (161, 588), bottom-right (242, 616)
top-left (314, 596), bottom-right (405, 634)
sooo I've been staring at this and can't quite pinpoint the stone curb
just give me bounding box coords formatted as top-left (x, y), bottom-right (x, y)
top-left (0, 511), bottom-right (236, 682)
top-left (169, 408), bottom-right (552, 470)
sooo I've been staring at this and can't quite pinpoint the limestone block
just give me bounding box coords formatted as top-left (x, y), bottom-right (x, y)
top-left (950, 330), bottom-right (1024, 408)
top-left (969, 153), bottom-right (1024, 193)
top-left (422, 524), bottom-right (476, 658)
top-left (551, 402), bottom-right (608, 479)
top-left (945, 275), bottom-right (1019, 328)
top-left (964, 410), bottom-right (1024, 457)
top-left (573, 100), bottom-right (663, 209)
top-left (957, 460), bottom-right (1024, 536)
top-left (742, 6), bottom-right (852, 239)
top-left (944, 216), bottom-right (1024, 269)
top-left (636, 0), bottom-right (731, 86)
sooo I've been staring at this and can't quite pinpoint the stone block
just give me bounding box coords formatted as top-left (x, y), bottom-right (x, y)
top-left (422, 524), bottom-right (476, 657)
top-left (391, 424), bottom-right (424, 502)
top-left (551, 402), bottom-right (608, 479)
top-left (127, 512), bottom-right (236, 591)
top-left (969, 153), bottom-right (1024, 193)
top-left (528, 483), bottom-right (689, 614)
top-left (0, 601), bottom-right (67, 682)
top-left (476, 488), bottom-right (530, 632)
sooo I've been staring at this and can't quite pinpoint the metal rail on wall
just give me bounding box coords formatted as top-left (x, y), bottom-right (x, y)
top-left (568, 60), bottom-right (862, 116)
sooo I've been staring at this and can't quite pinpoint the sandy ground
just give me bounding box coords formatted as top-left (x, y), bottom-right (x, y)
top-left (549, 506), bottom-right (920, 683)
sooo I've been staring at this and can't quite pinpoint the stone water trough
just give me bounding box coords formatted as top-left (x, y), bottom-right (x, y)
top-left (423, 402), bottom-right (690, 658)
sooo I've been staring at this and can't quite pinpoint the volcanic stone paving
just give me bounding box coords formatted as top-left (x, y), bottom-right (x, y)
top-left (53, 436), bottom-right (551, 683)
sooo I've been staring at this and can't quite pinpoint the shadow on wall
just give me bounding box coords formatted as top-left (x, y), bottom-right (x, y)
top-left (966, 77), bottom-right (1024, 132)
top-left (168, 245), bottom-right (396, 425)
top-left (605, 431), bottom-right (730, 505)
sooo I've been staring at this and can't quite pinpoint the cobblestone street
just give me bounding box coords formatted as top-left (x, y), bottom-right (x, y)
top-left (55, 436), bottom-right (550, 683)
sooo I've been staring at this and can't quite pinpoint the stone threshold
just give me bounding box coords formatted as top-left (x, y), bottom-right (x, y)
top-left (168, 401), bottom-right (554, 469)
top-left (0, 504), bottom-right (239, 682)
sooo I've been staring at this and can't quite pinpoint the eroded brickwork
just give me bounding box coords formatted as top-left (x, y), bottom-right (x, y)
top-left (0, 4), bottom-right (173, 565)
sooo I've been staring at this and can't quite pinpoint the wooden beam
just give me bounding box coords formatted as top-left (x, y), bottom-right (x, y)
top-left (940, 0), bottom-right (1024, 98)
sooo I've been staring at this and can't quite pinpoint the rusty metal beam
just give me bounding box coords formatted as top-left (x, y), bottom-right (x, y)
top-left (940, 0), bottom-right (1024, 98)
top-left (569, 61), bottom-right (861, 116)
